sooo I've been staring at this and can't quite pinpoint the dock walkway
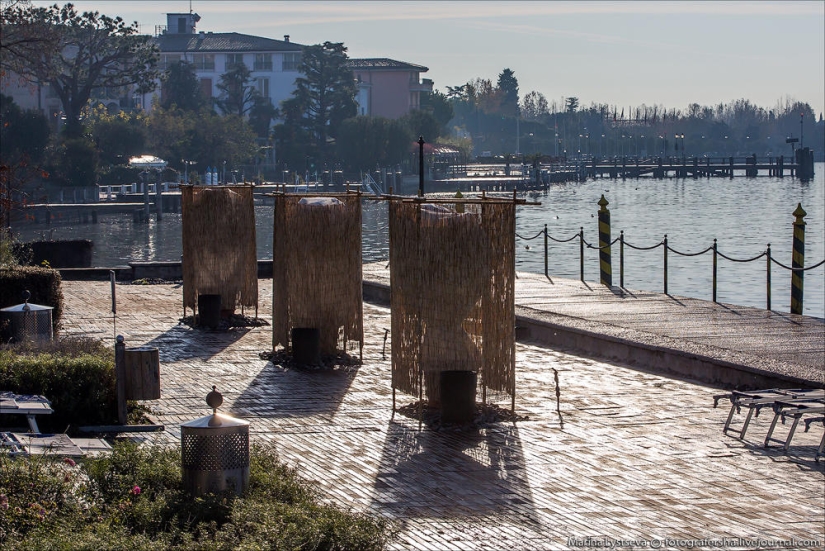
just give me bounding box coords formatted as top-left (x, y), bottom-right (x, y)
top-left (363, 262), bottom-right (824, 389)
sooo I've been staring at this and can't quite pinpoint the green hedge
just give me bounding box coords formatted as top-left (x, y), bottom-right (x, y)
top-left (0, 345), bottom-right (116, 433)
top-left (0, 266), bottom-right (63, 336)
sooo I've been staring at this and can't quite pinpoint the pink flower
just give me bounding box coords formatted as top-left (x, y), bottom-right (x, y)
top-left (63, 458), bottom-right (76, 467)
top-left (132, 485), bottom-right (141, 496)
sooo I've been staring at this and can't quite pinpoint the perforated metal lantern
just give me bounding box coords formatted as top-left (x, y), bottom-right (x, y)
top-left (180, 386), bottom-right (249, 496)
top-left (0, 292), bottom-right (53, 343)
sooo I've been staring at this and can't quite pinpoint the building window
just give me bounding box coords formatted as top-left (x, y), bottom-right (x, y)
top-left (199, 78), bottom-right (212, 99)
top-left (254, 53), bottom-right (272, 71)
top-left (161, 54), bottom-right (181, 70)
top-left (191, 54), bottom-right (215, 71)
top-left (226, 54), bottom-right (245, 69)
top-left (255, 78), bottom-right (270, 99)
top-left (282, 53), bottom-right (300, 71)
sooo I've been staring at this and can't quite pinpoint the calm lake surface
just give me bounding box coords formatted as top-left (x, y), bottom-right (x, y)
top-left (13, 163), bottom-right (824, 318)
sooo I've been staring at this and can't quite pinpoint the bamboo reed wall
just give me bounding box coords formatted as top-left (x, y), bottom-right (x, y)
top-left (389, 199), bottom-right (516, 404)
top-left (272, 194), bottom-right (363, 355)
top-left (181, 185), bottom-right (258, 315)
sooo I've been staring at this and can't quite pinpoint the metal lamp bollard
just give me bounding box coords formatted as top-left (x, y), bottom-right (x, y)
top-left (0, 291), bottom-right (54, 343)
top-left (180, 386), bottom-right (249, 496)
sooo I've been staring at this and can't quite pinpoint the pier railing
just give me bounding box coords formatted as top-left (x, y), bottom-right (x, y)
top-left (516, 201), bottom-right (823, 315)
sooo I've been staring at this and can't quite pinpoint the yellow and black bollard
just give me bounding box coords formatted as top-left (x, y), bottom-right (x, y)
top-left (598, 195), bottom-right (612, 286)
top-left (790, 203), bottom-right (806, 315)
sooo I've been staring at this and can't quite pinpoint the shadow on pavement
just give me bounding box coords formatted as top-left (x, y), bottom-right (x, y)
top-left (369, 421), bottom-right (544, 527)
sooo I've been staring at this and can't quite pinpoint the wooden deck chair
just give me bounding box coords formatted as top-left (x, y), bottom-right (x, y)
top-left (713, 388), bottom-right (825, 439)
top-left (763, 399), bottom-right (825, 452)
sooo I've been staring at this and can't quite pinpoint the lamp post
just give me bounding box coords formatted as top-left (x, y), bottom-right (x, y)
top-left (418, 136), bottom-right (425, 196)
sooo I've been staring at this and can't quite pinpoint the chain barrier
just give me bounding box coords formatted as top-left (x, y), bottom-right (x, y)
top-left (518, 224), bottom-right (823, 313)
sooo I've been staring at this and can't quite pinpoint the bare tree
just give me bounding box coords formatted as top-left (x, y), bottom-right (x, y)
top-left (1, 2), bottom-right (159, 136)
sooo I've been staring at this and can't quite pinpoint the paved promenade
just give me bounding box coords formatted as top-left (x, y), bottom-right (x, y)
top-left (58, 276), bottom-right (824, 551)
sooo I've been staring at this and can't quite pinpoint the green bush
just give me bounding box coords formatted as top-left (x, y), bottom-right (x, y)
top-left (0, 266), bottom-right (63, 336)
top-left (0, 442), bottom-right (395, 550)
top-left (0, 338), bottom-right (116, 432)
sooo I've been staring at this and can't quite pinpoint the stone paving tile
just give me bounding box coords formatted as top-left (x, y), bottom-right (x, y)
top-left (59, 280), bottom-right (825, 551)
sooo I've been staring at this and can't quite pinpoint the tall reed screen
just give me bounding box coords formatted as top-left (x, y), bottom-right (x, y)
top-left (181, 185), bottom-right (258, 315)
top-left (389, 199), bottom-right (516, 405)
top-left (272, 194), bottom-right (363, 355)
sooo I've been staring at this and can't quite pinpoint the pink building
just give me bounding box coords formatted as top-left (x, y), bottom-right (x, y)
top-left (348, 58), bottom-right (433, 119)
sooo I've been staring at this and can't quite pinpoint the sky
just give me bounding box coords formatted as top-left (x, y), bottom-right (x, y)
top-left (31, 0), bottom-right (825, 117)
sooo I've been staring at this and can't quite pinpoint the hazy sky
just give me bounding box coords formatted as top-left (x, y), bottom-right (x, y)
top-left (32, 1), bottom-right (825, 117)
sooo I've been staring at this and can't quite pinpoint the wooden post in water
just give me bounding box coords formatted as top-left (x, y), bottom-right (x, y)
top-left (791, 204), bottom-right (806, 315)
top-left (597, 195), bottom-right (612, 287)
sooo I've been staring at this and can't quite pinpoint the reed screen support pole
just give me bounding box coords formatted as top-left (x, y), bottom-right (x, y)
top-left (791, 204), bottom-right (806, 315)
top-left (597, 195), bottom-right (612, 287)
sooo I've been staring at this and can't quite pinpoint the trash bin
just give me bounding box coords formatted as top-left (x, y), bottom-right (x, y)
top-left (291, 327), bottom-right (321, 365)
top-left (440, 370), bottom-right (477, 424)
top-left (197, 294), bottom-right (221, 329)
top-left (180, 386), bottom-right (249, 496)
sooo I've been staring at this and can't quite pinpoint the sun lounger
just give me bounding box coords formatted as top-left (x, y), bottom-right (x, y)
top-left (712, 388), bottom-right (825, 440)
top-left (763, 399), bottom-right (825, 452)
top-left (0, 392), bottom-right (54, 433)
top-left (802, 416), bottom-right (825, 462)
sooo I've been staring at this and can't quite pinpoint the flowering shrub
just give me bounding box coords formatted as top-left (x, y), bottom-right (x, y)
top-left (0, 441), bottom-right (394, 549)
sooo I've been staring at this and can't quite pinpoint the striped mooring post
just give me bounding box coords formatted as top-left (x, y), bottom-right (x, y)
top-left (790, 203), bottom-right (806, 315)
top-left (598, 194), bottom-right (612, 286)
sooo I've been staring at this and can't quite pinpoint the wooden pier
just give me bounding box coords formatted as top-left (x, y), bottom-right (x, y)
top-left (586, 154), bottom-right (807, 179)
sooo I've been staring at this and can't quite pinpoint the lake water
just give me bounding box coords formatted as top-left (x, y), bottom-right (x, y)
top-left (12, 164), bottom-right (824, 318)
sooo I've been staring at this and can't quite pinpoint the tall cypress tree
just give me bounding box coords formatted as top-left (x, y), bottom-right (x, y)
top-left (280, 42), bottom-right (357, 163)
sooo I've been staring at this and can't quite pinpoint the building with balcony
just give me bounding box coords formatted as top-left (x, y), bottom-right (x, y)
top-left (151, 12), bottom-right (303, 116)
top-left (348, 58), bottom-right (433, 119)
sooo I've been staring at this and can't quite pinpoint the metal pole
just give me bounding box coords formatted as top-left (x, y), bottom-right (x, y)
top-left (791, 204), bottom-right (806, 314)
top-left (620, 230), bottom-right (624, 288)
top-left (418, 136), bottom-right (425, 197)
top-left (544, 224), bottom-right (548, 278)
top-left (579, 227), bottom-right (585, 282)
top-left (766, 243), bottom-right (772, 311)
top-left (712, 239), bottom-right (717, 303)
top-left (115, 335), bottom-right (127, 425)
top-left (663, 234), bottom-right (668, 294)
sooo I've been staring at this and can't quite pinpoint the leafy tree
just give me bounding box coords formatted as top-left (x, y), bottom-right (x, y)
top-left (88, 111), bottom-right (147, 166)
top-left (1, 2), bottom-right (159, 137)
top-left (336, 116), bottom-right (411, 171)
top-left (215, 62), bottom-right (257, 117)
top-left (420, 90), bottom-right (454, 136)
top-left (522, 91), bottom-right (548, 121)
top-left (279, 41), bottom-right (357, 163)
top-left (565, 97), bottom-right (579, 113)
top-left (160, 61), bottom-right (205, 112)
top-left (0, 93), bottom-right (51, 165)
top-left (145, 106), bottom-right (257, 176)
top-left (248, 95), bottom-right (278, 138)
top-left (400, 109), bottom-right (441, 142)
top-left (497, 68), bottom-right (519, 117)
top-left (51, 137), bottom-right (98, 187)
